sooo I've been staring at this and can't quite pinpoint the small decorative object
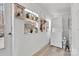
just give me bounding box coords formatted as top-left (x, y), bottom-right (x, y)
top-left (30, 28), bottom-right (33, 33)
top-left (40, 20), bottom-right (43, 32)
top-left (31, 15), bottom-right (34, 20)
top-left (34, 27), bottom-right (38, 33)
top-left (29, 13), bottom-right (32, 20)
top-left (26, 13), bottom-right (30, 18)
top-left (35, 17), bottom-right (38, 21)
top-left (46, 21), bottom-right (49, 32)
top-left (40, 17), bottom-right (47, 32)
top-left (14, 3), bottom-right (25, 19)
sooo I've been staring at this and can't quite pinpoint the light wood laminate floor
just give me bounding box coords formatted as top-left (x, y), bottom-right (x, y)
top-left (33, 45), bottom-right (71, 56)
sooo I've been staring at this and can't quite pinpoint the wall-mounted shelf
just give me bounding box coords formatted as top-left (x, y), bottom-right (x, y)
top-left (24, 18), bottom-right (37, 23)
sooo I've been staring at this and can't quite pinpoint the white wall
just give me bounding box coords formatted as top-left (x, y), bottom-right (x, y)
top-left (71, 4), bottom-right (79, 56)
top-left (13, 18), bottom-right (24, 55)
top-left (50, 15), bottom-right (62, 48)
top-left (23, 32), bottom-right (49, 56)
top-left (14, 18), bottom-right (49, 56)
top-left (62, 15), bottom-right (69, 39)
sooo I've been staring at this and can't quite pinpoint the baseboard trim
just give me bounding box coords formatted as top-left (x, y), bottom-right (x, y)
top-left (50, 45), bottom-right (64, 50)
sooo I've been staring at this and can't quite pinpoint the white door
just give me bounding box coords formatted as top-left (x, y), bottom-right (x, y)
top-left (0, 4), bottom-right (12, 56)
top-left (50, 16), bottom-right (62, 48)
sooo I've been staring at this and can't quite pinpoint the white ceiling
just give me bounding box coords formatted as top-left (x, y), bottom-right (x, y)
top-left (38, 3), bottom-right (71, 13)
top-left (20, 3), bottom-right (71, 19)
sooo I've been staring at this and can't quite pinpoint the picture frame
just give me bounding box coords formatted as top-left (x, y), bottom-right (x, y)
top-left (14, 3), bottom-right (25, 19)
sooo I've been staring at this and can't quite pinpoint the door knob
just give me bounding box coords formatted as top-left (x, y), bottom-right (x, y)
top-left (8, 33), bottom-right (12, 35)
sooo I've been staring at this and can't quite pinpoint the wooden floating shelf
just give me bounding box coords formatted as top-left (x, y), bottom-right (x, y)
top-left (24, 18), bottom-right (37, 23)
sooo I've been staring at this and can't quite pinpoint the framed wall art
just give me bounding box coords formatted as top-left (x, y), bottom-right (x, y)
top-left (14, 3), bottom-right (25, 19)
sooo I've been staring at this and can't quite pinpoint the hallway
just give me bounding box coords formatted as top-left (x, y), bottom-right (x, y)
top-left (0, 3), bottom-right (71, 56)
top-left (33, 45), bottom-right (71, 56)
top-left (1, 3), bottom-right (79, 56)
